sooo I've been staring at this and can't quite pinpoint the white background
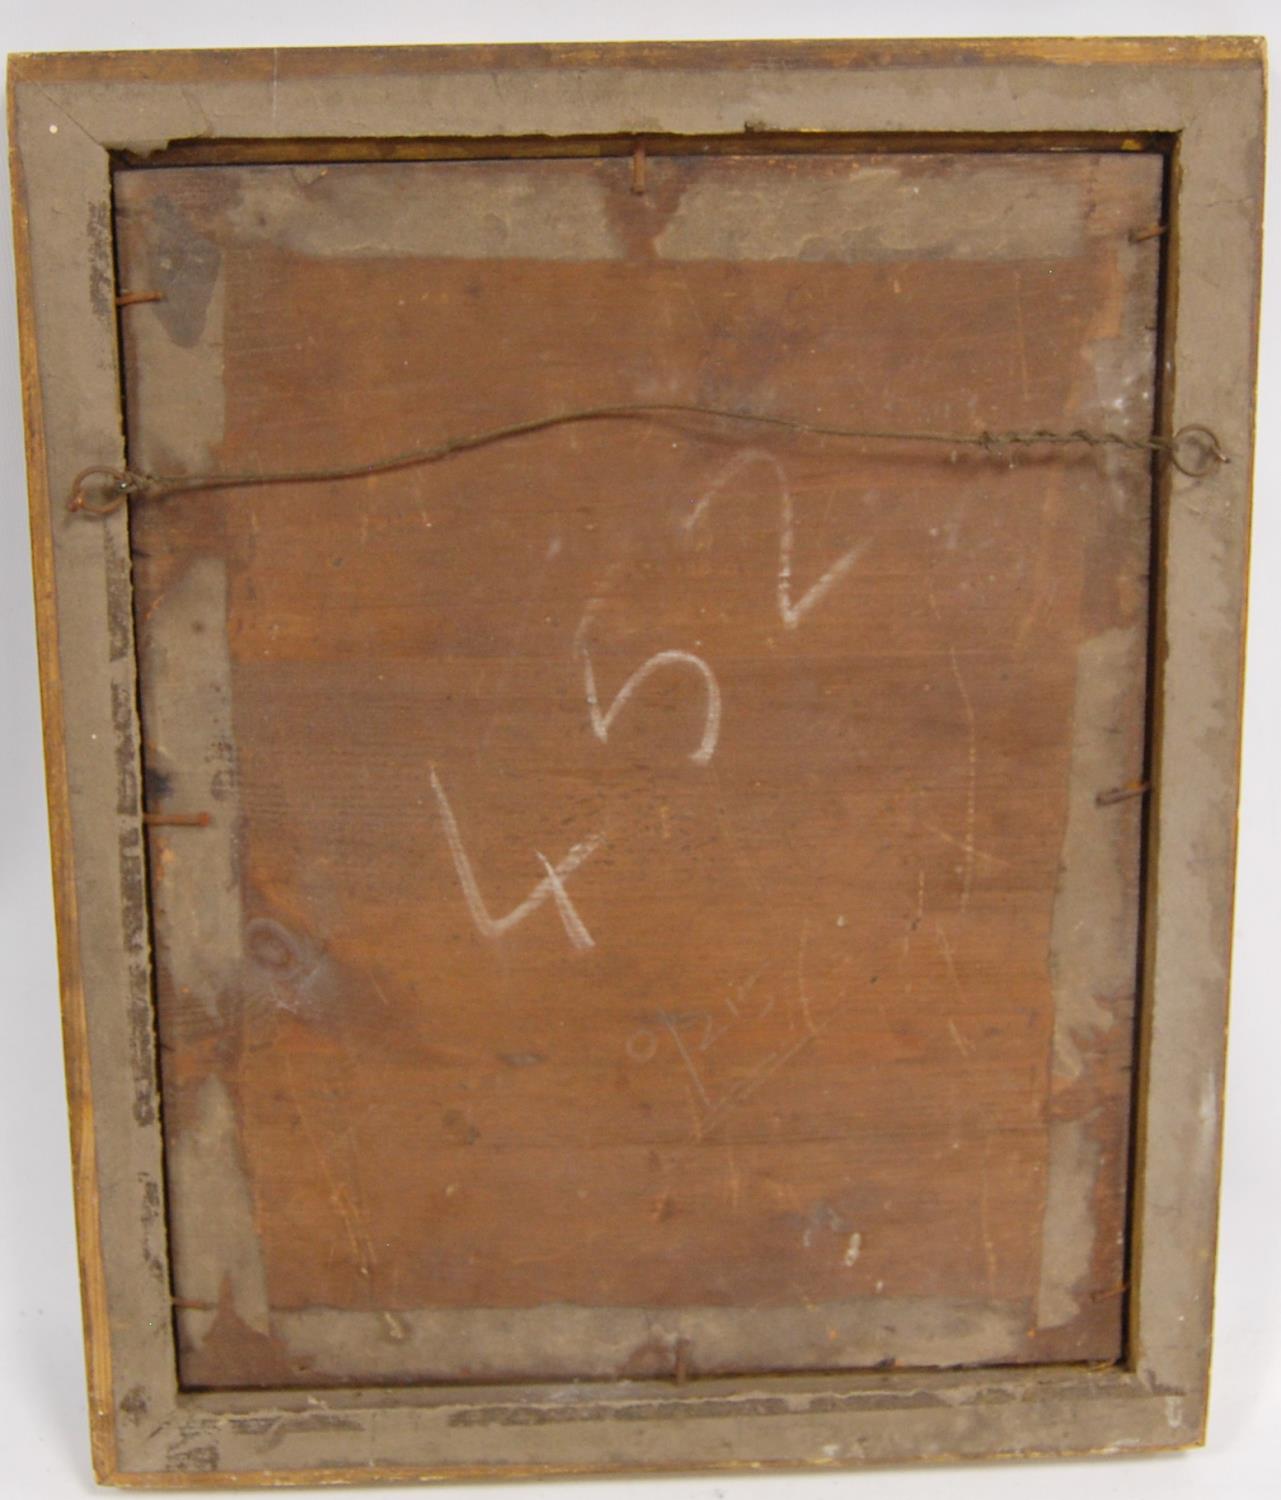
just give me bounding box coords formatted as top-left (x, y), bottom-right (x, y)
top-left (0, 4), bottom-right (1276, 1497)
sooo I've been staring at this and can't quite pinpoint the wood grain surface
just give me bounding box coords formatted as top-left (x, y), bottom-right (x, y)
top-left (114, 147), bottom-right (1161, 1389)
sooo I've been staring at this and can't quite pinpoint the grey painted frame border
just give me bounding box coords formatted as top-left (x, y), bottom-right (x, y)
top-left (7, 39), bottom-right (1264, 1486)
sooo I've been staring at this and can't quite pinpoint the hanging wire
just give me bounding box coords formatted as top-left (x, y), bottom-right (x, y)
top-left (66, 402), bottom-right (1228, 518)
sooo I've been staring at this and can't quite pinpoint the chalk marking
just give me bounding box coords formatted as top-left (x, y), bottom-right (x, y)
top-left (678, 1081), bottom-right (704, 1138)
top-left (684, 448), bottom-right (867, 630)
top-left (697, 1009), bottom-right (733, 1053)
top-left (659, 1011), bottom-right (713, 1109)
top-left (533, 850), bottom-right (597, 952)
top-left (626, 1028), bottom-right (659, 1063)
top-left (579, 644), bottom-right (721, 765)
top-left (696, 929), bottom-right (861, 1138)
top-left (428, 765), bottom-right (602, 952)
top-left (843, 1231), bottom-right (863, 1268)
top-left (697, 1031), bottom-right (816, 1140)
top-left (727, 968), bottom-right (770, 1023)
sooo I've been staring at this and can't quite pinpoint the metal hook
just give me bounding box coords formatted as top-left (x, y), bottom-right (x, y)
top-left (1167, 424), bottom-right (1229, 479)
top-left (67, 465), bottom-right (145, 517)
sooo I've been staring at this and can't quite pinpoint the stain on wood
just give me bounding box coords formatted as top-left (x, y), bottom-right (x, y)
top-left (113, 146), bottom-right (1161, 1389)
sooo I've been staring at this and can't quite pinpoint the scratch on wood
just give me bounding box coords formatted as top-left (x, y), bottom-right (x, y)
top-left (946, 645), bottom-right (978, 910)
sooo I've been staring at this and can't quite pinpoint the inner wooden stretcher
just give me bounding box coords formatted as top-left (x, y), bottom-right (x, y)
top-left (114, 145), bottom-right (1161, 1388)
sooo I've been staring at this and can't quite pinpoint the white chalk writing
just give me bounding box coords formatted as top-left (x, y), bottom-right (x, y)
top-left (684, 448), bottom-right (868, 630)
top-left (579, 643), bottom-right (721, 765)
top-left (428, 765), bottom-right (602, 953)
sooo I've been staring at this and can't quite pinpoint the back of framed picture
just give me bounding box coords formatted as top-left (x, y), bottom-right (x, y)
top-left (9, 38), bottom-right (1262, 1485)
top-left (115, 144), bottom-right (1158, 1388)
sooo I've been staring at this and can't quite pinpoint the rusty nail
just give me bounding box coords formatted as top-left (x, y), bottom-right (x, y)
top-left (631, 140), bottom-right (647, 196)
top-left (1095, 781), bottom-right (1150, 807)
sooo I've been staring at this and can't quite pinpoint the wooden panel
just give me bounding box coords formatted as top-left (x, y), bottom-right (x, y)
top-left (114, 147), bottom-right (1161, 1389)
